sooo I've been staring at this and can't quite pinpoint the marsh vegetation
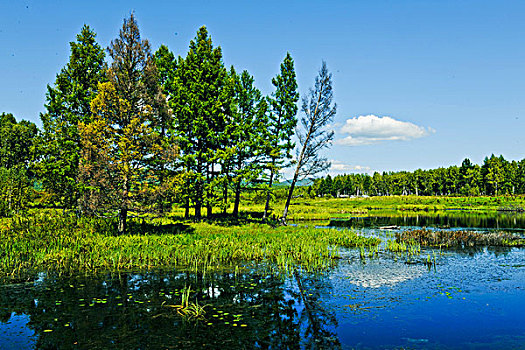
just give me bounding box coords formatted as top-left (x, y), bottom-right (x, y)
top-left (1, 208), bottom-right (524, 349)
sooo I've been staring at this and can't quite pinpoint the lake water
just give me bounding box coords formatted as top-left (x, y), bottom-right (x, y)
top-left (328, 210), bottom-right (525, 232)
top-left (1, 212), bottom-right (525, 349)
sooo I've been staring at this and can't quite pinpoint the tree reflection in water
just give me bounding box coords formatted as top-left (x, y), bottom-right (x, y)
top-left (0, 267), bottom-right (340, 349)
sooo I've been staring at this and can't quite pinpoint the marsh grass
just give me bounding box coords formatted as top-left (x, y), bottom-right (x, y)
top-left (395, 229), bottom-right (525, 248)
top-left (0, 213), bottom-right (379, 279)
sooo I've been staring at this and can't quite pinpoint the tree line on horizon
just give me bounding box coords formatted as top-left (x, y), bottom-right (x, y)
top-left (312, 155), bottom-right (525, 198)
top-left (0, 13), bottom-right (336, 229)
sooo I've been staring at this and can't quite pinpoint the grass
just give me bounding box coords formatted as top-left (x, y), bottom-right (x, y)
top-left (395, 229), bottom-right (525, 248)
top-left (0, 213), bottom-right (380, 279)
top-left (230, 195), bottom-right (525, 221)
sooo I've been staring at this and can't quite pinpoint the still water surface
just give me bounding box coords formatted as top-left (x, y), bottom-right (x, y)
top-left (1, 213), bottom-right (524, 349)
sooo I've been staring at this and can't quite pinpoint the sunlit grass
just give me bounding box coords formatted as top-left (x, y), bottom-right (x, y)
top-left (236, 195), bottom-right (525, 220)
top-left (0, 213), bottom-right (380, 279)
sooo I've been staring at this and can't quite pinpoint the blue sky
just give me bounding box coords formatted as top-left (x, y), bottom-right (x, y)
top-left (2, 0), bottom-right (525, 178)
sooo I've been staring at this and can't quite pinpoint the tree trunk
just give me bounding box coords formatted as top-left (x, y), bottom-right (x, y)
top-left (184, 197), bottom-right (190, 219)
top-left (158, 170), bottom-right (165, 214)
top-left (195, 159), bottom-right (203, 220)
top-left (195, 181), bottom-right (202, 220)
top-left (222, 174), bottom-right (229, 215)
top-left (263, 168), bottom-right (275, 219)
top-left (281, 166), bottom-right (300, 224)
top-left (233, 179), bottom-right (242, 217)
top-left (118, 207), bottom-right (128, 234)
top-left (206, 164), bottom-right (213, 218)
top-left (118, 177), bottom-right (129, 234)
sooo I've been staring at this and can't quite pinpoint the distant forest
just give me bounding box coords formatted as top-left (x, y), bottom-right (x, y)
top-left (311, 155), bottom-right (525, 197)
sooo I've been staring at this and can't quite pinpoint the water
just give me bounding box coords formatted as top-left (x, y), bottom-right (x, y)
top-left (1, 213), bottom-right (525, 349)
top-left (328, 210), bottom-right (525, 233)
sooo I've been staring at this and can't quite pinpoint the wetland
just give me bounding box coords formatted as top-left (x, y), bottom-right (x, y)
top-left (1, 199), bottom-right (525, 349)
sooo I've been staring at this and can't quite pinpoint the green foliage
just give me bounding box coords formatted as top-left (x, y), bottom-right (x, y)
top-left (38, 25), bottom-right (106, 209)
top-left (0, 113), bottom-right (38, 170)
top-left (227, 68), bottom-right (269, 216)
top-left (267, 53), bottom-right (299, 162)
top-left (0, 113), bottom-right (37, 217)
top-left (264, 53), bottom-right (299, 218)
top-left (0, 167), bottom-right (32, 217)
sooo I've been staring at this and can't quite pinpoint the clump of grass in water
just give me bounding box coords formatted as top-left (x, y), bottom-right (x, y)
top-left (396, 229), bottom-right (525, 248)
top-left (384, 237), bottom-right (423, 265)
top-left (424, 251), bottom-right (438, 269)
top-left (163, 285), bottom-right (207, 320)
top-left (386, 239), bottom-right (420, 255)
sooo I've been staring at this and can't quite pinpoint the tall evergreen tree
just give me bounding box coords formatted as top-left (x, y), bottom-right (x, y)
top-left (169, 26), bottom-right (232, 219)
top-left (38, 25), bottom-right (106, 209)
top-left (153, 45), bottom-right (179, 212)
top-left (281, 61), bottom-right (336, 223)
top-left (228, 68), bottom-right (269, 216)
top-left (263, 53), bottom-right (299, 219)
top-left (80, 13), bottom-right (165, 233)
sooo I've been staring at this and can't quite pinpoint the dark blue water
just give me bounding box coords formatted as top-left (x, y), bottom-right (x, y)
top-left (1, 247), bottom-right (524, 349)
top-left (328, 247), bottom-right (525, 349)
top-left (328, 211), bottom-right (525, 233)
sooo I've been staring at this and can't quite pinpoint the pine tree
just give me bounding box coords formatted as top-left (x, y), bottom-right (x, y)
top-left (169, 26), bottom-right (232, 219)
top-left (38, 25), bottom-right (106, 209)
top-left (80, 14), bottom-right (166, 233)
top-left (263, 53), bottom-right (299, 219)
top-left (153, 45), bottom-right (179, 212)
top-left (228, 68), bottom-right (269, 216)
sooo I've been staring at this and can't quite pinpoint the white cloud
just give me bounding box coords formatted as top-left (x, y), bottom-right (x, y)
top-left (279, 160), bottom-right (372, 179)
top-left (329, 160), bottom-right (372, 174)
top-left (336, 114), bottom-right (434, 146)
